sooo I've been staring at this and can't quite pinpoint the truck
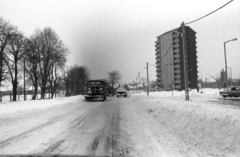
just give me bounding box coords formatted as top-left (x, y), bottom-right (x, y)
top-left (219, 86), bottom-right (240, 98)
top-left (84, 79), bottom-right (107, 101)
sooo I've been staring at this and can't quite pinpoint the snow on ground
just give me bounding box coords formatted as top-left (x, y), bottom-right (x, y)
top-left (1, 88), bottom-right (240, 156)
top-left (130, 88), bottom-right (240, 156)
top-left (0, 95), bottom-right (83, 116)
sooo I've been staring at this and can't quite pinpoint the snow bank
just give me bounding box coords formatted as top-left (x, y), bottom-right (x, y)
top-left (0, 95), bottom-right (84, 115)
top-left (131, 90), bottom-right (240, 156)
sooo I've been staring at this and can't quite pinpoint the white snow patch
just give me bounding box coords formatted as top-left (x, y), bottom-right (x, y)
top-left (130, 88), bottom-right (240, 156)
top-left (0, 95), bottom-right (84, 115)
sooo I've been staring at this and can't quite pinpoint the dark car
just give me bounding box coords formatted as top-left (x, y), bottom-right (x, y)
top-left (220, 86), bottom-right (240, 98)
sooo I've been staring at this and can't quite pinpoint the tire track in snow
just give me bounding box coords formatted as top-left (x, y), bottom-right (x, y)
top-left (0, 116), bottom-right (62, 148)
top-left (0, 103), bottom-right (83, 149)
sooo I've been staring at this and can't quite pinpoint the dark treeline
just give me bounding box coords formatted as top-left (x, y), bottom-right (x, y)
top-left (62, 65), bottom-right (91, 97)
top-left (0, 17), bottom-right (91, 101)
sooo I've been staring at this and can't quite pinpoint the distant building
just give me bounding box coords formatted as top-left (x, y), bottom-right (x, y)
top-left (155, 26), bottom-right (198, 90)
top-left (220, 69), bottom-right (227, 87)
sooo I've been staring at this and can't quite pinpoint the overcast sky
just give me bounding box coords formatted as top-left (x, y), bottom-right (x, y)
top-left (0, 0), bottom-right (239, 83)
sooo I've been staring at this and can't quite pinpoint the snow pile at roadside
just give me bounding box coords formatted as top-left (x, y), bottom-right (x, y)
top-left (0, 95), bottom-right (84, 115)
top-left (132, 90), bottom-right (240, 156)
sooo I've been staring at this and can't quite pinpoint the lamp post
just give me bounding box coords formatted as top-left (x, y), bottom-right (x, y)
top-left (224, 38), bottom-right (237, 88)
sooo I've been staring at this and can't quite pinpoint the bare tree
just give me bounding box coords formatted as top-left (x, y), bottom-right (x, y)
top-left (0, 18), bottom-right (17, 88)
top-left (61, 67), bottom-right (70, 97)
top-left (107, 70), bottom-right (121, 89)
top-left (34, 27), bottom-right (68, 99)
top-left (24, 35), bottom-right (41, 100)
top-left (48, 40), bottom-right (68, 98)
top-left (4, 31), bottom-right (25, 101)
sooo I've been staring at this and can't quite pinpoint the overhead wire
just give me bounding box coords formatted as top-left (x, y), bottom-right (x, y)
top-left (156, 27), bottom-right (181, 66)
top-left (156, 0), bottom-right (234, 65)
top-left (186, 0), bottom-right (234, 25)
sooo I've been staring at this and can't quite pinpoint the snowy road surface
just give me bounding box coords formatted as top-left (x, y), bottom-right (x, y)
top-left (1, 90), bottom-right (240, 157)
top-left (0, 95), bottom-right (167, 156)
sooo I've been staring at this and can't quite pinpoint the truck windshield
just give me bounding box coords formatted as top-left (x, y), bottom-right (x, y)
top-left (87, 81), bottom-right (104, 85)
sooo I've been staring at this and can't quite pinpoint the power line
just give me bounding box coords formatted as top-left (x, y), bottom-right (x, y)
top-left (148, 63), bottom-right (156, 66)
top-left (160, 42), bottom-right (173, 62)
top-left (186, 0), bottom-right (234, 25)
top-left (155, 27), bottom-right (181, 67)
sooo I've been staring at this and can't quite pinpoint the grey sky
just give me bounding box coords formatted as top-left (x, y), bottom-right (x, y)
top-left (0, 0), bottom-right (239, 83)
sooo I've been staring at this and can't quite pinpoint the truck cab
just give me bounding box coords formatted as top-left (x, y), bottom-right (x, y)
top-left (84, 79), bottom-right (107, 101)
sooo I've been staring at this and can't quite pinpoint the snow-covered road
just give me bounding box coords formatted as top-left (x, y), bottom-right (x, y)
top-left (0, 90), bottom-right (240, 157)
top-left (0, 96), bottom-right (122, 156)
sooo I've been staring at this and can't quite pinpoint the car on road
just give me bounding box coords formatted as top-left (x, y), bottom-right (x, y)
top-left (220, 86), bottom-right (240, 98)
top-left (116, 88), bottom-right (128, 97)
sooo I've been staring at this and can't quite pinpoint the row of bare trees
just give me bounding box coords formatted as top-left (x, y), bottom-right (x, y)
top-left (0, 17), bottom-right (91, 101)
top-left (24, 27), bottom-right (69, 100)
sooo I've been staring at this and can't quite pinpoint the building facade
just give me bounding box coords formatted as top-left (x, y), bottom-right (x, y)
top-left (155, 26), bottom-right (198, 90)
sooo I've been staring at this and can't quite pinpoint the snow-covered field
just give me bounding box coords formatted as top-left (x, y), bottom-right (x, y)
top-left (129, 88), bottom-right (240, 156)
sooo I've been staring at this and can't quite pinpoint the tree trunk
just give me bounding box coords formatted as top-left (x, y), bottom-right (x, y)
top-left (32, 79), bottom-right (38, 100)
top-left (65, 83), bottom-right (69, 97)
top-left (12, 59), bottom-right (18, 101)
top-left (12, 81), bottom-right (17, 101)
top-left (41, 86), bottom-right (46, 99)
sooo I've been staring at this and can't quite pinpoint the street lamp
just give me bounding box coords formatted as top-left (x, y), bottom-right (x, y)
top-left (224, 38), bottom-right (237, 88)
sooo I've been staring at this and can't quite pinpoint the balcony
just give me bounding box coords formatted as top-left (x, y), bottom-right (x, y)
top-left (175, 80), bottom-right (181, 84)
top-left (174, 59), bottom-right (180, 63)
top-left (173, 48), bottom-right (180, 53)
top-left (175, 75), bottom-right (181, 79)
top-left (156, 70), bottom-right (161, 73)
top-left (175, 69), bottom-right (180, 73)
top-left (173, 44), bottom-right (179, 48)
top-left (173, 39), bottom-right (179, 43)
top-left (174, 64), bottom-right (180, 68)
top-left (174, 54), bottom-right (180, 58)
top-left (175, 85), bottom-right (181, 89)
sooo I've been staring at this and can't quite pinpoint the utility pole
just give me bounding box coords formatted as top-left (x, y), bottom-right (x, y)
top-left (24, 58), bottom-right (26, 101)
top-left (146, 62), bottom-right (149, 96)
top-left (201, 72), bottom-right (203, 92)
top-left (181, 22), bottom-right (189, 100)
top-left (136, 77), bottom-right (138, 93)
top-left (138, 72), bottom-right (140, 93)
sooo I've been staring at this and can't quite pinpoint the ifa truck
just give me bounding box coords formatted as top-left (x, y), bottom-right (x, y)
top-left (84, 79), bottom-right (107, 101)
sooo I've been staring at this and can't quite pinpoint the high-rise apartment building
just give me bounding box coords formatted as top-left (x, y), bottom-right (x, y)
top-left (155, 26), bottom-right (198, 90)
